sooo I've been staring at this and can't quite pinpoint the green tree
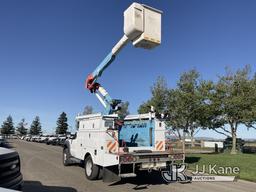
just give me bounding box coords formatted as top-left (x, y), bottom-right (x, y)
top-left (16, 118), bottom-right (28, 135)
top-left (138, 76), bottom-right (168, 115)
top-left (138, 101), bottom-right (151, 114)
top-left (205, 65), bottom-right (256, 154)
top-left (117, 101), bottom-right (130, 119)
top-left (56, 112), bottom-right (68, 134)
top-left (30, 116), bottom-right (42, 135)
top-left (1, 115), bottom-right (15, 135)
top-left (245, 72), bottom-right (256, 130)
top-left (166, 69), bottom-right (202, 147)
top-left (83, 105), bottom-right (93, 115)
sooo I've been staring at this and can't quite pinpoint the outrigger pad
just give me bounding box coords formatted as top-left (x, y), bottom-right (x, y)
top-left (103, 165), bottom-right (121, 183)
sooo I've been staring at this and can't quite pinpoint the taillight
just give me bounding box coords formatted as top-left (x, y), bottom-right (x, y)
top-left (120, 155), bottom-right (136, 163)
top-left (128, 156), bottom-right (133, 162)
top-left (120, 156), bottom-right (126, 162)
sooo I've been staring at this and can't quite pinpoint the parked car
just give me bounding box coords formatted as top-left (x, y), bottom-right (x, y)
top-left (223, 137), bottom-right (245, 152)
top-left (24, 135), bottom-right (32, 142)
top-left (242, 146), bottom-right (256, 154)
top-left (10, 135), bottom-right (18, 139)
top-left (30, 136), bottom-right (34, 142)
top-left (0, 147), bottom-right (23, 190)
top-left (57, 136), bottom-right (67, 146)
top-left (39, 135), bottom-right (48, 143)
top-left (35, 136), bottom-right (41, 142)
top-left (46, 136), bottom-right (58, 145)
top-left (30, 135), bottom-right (40, 142)
top-left (0, 136), bottom-right (7, 147)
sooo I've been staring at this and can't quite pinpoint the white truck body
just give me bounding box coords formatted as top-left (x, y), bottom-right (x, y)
top-left (66, 112), bottom-right (184, 178)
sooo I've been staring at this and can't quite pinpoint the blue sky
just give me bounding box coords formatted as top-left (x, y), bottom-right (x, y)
top-left (0, 0), bottom-right (256, 138)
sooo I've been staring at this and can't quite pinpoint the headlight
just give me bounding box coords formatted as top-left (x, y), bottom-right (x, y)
top-left (10, 164), bottom-right (17, 170)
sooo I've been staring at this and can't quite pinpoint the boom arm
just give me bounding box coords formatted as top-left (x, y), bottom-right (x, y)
top-left (84, 3), bottom-right (162, 114)
top-left (85, 35), bottom-right (129, 114)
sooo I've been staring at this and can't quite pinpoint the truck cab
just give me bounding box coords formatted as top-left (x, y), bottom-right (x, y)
top-left (63, 112), bottom-right (184, 181)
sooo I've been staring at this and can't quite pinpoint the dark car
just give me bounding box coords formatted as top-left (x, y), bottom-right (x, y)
top-left (0, 147), bottom-right (23, 190)
top-left (57, 137), bottom-right (67, 146)
top-left (0, 137), bottom-right (7, 147)
top-left (223, 137), bottom-right (245, 152)
top-left (46, 136), bottom-right (58, 145)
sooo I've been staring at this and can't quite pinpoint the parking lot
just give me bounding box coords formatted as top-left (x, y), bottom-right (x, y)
top-left (9, 139), bottom-right (256, 192)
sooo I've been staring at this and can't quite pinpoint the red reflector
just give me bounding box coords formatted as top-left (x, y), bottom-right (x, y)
top-left (128, 156), bottom-right (133, 162)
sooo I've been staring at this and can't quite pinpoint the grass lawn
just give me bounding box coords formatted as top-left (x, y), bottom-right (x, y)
top-left (185, 153), bottom-right (256, 182)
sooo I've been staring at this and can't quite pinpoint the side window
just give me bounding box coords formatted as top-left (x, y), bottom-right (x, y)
top-left (159, 122), bottom-right (162, 127)
top-left (76, 121), bottom-right (79, 130)
top-left (104, 120), bottom-right (114, 128)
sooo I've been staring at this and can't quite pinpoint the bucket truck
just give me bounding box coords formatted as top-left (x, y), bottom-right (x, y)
top-left (63, 2), bottom-right (184, 182)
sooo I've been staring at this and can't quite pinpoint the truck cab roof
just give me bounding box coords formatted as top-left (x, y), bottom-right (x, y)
top-left (124, 113), bottom-right (156, 120)
top-left (76, 113), bottom-right (118, 121)
top-left (76, 113), bottom-right (158, 121)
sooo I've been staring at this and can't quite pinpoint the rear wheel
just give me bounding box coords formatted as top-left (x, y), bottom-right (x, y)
top-left (98, 166), bottom-right (103, 180)
top-left (84, 155), bottom-right (99, 180)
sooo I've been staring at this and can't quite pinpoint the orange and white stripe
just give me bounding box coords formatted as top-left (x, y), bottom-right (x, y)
top-left (106, 140), bottom-right (118, 153)
top-left (155, 141), bottom-right (164, 151)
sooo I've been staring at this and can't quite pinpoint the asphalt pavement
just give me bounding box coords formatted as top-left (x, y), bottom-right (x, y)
top-left (10, 140), bottom-right (256, 192)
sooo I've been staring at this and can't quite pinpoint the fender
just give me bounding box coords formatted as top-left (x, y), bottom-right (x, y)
top-left (83, 152), bottom-right (96, 165)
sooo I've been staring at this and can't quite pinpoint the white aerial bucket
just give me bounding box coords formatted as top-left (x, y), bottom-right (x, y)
top-left (124, 3), bottom-right (162, 49)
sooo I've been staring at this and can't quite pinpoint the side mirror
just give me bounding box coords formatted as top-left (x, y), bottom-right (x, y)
top-left (70, 133), bottom-right (77, 139)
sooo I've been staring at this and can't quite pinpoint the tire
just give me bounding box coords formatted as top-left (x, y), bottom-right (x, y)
top-left (63, 148), bottom-right (71, 166)
top-left (84, 155), bottom-right (99, 180)
top-left (17, 184), bottom-right (23, 191)
top-left (98, 166), bottom-right (103, 180)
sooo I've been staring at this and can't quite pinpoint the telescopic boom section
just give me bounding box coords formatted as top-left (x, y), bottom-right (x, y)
top-left (85, 35), bottom-right (129, 114)
top-left (85, 53), bottom-right (115, 93)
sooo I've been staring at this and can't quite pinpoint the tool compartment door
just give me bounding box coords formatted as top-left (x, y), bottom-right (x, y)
top-left (119, 119), bottom-right (155, 147)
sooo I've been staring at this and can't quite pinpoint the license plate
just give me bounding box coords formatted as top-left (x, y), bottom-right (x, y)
top-left (141, 162), bottom-right (166, 169)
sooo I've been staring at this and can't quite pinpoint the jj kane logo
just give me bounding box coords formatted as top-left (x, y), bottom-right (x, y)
top-left (161, 164), bottom-right (188, 182)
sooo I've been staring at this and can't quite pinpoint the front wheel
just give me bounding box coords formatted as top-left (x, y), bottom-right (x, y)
top-left (63, 148), bottom-right (71, 166)
top-left (84, 155), bottom-right (99, 180)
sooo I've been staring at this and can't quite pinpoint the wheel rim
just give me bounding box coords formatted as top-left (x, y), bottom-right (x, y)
top-left (86, 159), bottom-right (93, 176)
top-left (63, 152), bottom-right (67, 162)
